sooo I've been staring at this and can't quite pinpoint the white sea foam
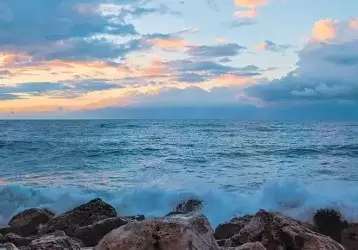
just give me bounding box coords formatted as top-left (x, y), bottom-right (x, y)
top-left (1, 179), bottom-right (358, 227)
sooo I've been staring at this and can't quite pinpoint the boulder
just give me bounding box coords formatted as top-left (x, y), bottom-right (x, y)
top-left (313, 209), bottom-right (348, 243)
top-left (0, 233), bottom-right (33, 247)
top-left (215, 215), bottom-right (253, 240)
top-left (4, 209), bottom-right (55, 237)
top-left (166, 199), bottom-right (203, 216)
top-left (225, 209), bottom-right (344, 250)
top-left (0, 243), bottom-right (19, 250)
top-left (94, 213), bottom-right (220, 250)
top-left (234, 242), bottom-right (266, 250)
top-left (39, 198), bottom-right (117, 236)
top-left (73, 217), bottom-right (128, 247)
top-left (342, 223), bottom-right (358, 250)
top-left (27, 234), bottom-right (83, 250)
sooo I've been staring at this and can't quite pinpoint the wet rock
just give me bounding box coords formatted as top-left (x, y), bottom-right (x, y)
top-left (0, 233), bottom-right (33, 247)
top-left (39, 198), bottom-right (117, 236)
top-left (313, 208), bottom-right (348, 243)
top-left (95, 213), bottom-right (219, 250)
top-left (342, 223), bottom-right (358, 250)
top-left (225, 209), bottom-right (344, 250)
top-left (0, 243), bottom-right (19, 250)
top-left (120, 215), bottom-right (145, 222)
top-left (166, 199), bottom-right (203, 216)
top-left (73, 217), bottom-right (128, 247)
top-left (27, 234), bottom-right (83, 250)
top-left (4, 209), bottom-right (55, 237)
top-left (215, 215), bottom-right (253, 240)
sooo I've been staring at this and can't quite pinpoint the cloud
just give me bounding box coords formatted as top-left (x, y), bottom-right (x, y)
top-left (246, 18), bottom-right (358, 104)
top-left (349, 18), bottom-right (358, 29)
top-left (0, 0), bottom-right (137, 47)
top-left (228, 20), bottom-right (257, 28)
top-left (219, 57), bottom-right (232, 63)
top-left (234, 9), bottom-right (258, 19)
top-left (187, 43), bottom-right (246, 58)
top-left (234, 0), bottom-right (267, 8)
top-left (256, 40), bottom-right (294, 53)
top-left (152, 38), bottom-right (188, 49)
top-left (312, 19), bottom-right (337, 42)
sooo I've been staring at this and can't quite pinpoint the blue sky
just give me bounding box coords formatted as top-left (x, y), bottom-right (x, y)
top-left (0, 0), bottom-right (358, 119)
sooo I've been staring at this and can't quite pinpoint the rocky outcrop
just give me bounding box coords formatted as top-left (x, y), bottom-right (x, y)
top-left (166, 199), bottom-right (203, 216)
top-left (224, 209), bottom-right (344, 250)
top-left (73, 217), bottom-right (127, 247)
top-left (0, 233), bottom-right (33, 247)
top-left (94, 213), bottom-right (219, 250)
top-left (215, 215), bottom-right (253, 240)
top-left (39, 198), bottom-right (117, 236)
top-left (342, 223), bottom-right (358, 250)
top-left (234, 242), bottom-right (266, 250)
top-left (313, 209), bottom-right (348, 243)
top-left (73, 215), bottom-right (146, 247)
top-left (2, 209), bottom-right (55, 237)
top-left (26, 234), bottom-right (83, 250)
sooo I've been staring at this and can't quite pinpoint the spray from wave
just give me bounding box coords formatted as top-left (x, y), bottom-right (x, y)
top-left (1, 179), bottom-right (358, 227)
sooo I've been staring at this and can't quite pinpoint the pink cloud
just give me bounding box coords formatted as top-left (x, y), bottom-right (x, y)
top-left (152, 38), bottom-right (188, 49)
top-left (234, 0), bottom-right (267, 9)
top-left (312, 19), bottom-right (337, 42)
top-left (234, 9), bottom-right (258, 19)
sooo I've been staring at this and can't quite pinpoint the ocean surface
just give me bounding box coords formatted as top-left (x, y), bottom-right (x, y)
top-left (1, 120), bottom-right (358, 227)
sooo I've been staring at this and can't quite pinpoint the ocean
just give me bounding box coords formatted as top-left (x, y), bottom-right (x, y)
top-left (1, 120), bottom-right (358, 227)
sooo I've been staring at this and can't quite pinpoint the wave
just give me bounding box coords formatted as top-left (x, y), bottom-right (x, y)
top-left (1, 179), bottom-right (358, 227)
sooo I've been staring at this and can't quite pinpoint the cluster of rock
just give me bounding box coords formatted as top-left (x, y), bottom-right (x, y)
top-left (0, 198), bottom-right (357, 250)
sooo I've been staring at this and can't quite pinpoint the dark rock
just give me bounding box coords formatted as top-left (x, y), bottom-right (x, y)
top-left (166, 199), bottom-right (203, 216)
top-left (176, 199), bottom-right (203, 214)
top-left (38, 198), bottom-right (117, 236)
top-left (0, 227), bottom-right (11, 236)
top-left (342, 223), bottom-right (358, 250)
top-left (313, 208), bottom-right (349, 243)
top-left (216, 239), bottom-right (226, 247)
top-left (5, 209), bottom-right (55, 237)
top-left (0, 233), bottom-right (33, 247)
top-left (120, 215), bottom-right (145, 222)
top-left (225, 209), bottom-right (344, 250)
top-left (215, 215), bottom-right (253, 240)
top-left (27, 234), bottom-right (83, 250)
top-left (73, 217), bottom-right (128, 247)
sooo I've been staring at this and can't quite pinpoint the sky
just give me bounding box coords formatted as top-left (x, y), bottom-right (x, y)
top-left (0, 0), bottom-right (358, 119)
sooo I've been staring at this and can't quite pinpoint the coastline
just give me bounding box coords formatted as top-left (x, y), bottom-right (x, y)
top-left (0, 198), bottom-right (356, 250)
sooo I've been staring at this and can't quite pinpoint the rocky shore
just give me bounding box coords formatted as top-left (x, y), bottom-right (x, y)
top-left (0, 198), bottom-right (357, 250)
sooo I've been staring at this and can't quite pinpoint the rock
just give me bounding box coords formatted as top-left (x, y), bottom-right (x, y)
top-left (73, 217), bottom-right (128, 247)
top-left (225, 209), bottom-right (344, 250)
top-left (234, 242), bottom-right (266, 250)
top-left (39, 198), bottom-right (117, 236)
top-left (166, 199), bottom-right (203, 216)
top-left (0, 233), bottom-right (33, 247)
top-left (313, 208), bottom-right (348, 243)
top-left (342, 223), bottom-right (358, 250)
top-left (5, 209), bottom-right (55, 237)
top-left (120, 215), bottom-right (145, 222)
top-left (0, 228), bottom-right (11, 236)
top-left (95, 213), bottom-right (219, 250)
top-left (215, 215), bottom-right (253, 240)
top-left (0, 243), bottom-right (19, 250)
top-left (27, 234), bottom-right (83, 250)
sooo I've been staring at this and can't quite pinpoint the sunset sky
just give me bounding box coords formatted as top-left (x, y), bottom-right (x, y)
top-left (0, 0), bottom-right (358, 119)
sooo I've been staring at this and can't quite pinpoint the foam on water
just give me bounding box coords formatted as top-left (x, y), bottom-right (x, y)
top-left (1, 179), bottom-right (358, 227)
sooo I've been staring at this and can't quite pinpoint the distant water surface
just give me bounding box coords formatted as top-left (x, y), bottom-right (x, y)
top-left (1, 120), bottom-right (358, 226)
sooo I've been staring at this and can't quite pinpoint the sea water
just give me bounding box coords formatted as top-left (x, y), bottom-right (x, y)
top-left (1, 120), bottom-right (358, 227)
